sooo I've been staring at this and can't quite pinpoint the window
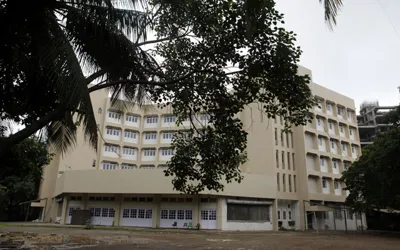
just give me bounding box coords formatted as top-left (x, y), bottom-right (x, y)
top-left (289, 211), bottom-right (292, 220)
top-left (276, 150), bottom-right (279, 168)
top-left (288, 175), bottom-right (292, 192)
top-left (347, 210), bottom-right (354, 220)
top-left (146, 116), bottom-right (158, 124)
top-left (286, 132), bottom-right (290, 148)
top-left (351, 146), bottom-right (355, 153)
top-left (102, 162), bottom-right (117, 170)
top-left (161, 148), bottom-right (174, 156)
top-left (340, 126), bottom-right (344, 133)
top-left (123, 147), bottom-right (135, 155)
top-left (138, 209), bottom-right (145, 219)
top-left (322, 178), bottom-right (327, 188)
top-left (161, 210), bottom-right (168, 219)
top-left (277, 173), bottom-right (280, 191)
top-left (349, 129), bottom-right (353, 136)
top-left (92, 159), bottom-right (96, 168)
top-left (104, 144), bottom-right (119, 153)
top-left (227, 204), bottom-right (270, 221)
top-left (185, 210), bottom-right (193, 220)
top-left (278, 211), bottom-right (281, 220)
top-left (292, 153), bottom-right (295, 171)
top-left (317, 118), bottom-right (321, 126)
top-left (327, 103), bottom-right (331, 111)
top-left (162, 132), bottom-right (175, 140)
top-left (130, 209), bottom-right (137, 218)
top-left (334, 180), bottom-right (339, 189)
top-left (333, 160), bottom-right (337, 169)
top-left (143, 149), bottom-right (156, 156)
top-left (68, 207), bottom-right (80, 216)
top-left (108, 111), bottom-right (121, 120)
top-left (324, 212), bottom-right (329, 220)
top-left (347, 111), bottom-right (352, 119)
top-left (287, 152), bottom-right (291, 170)
top-left (144, 132), bottom-right (157, 140)
top-left (331, 140), bottom-right (335, 149)
top-left (121, 164), bottom-right (135, 170)
top-left (291, 133), bottom-right (294, 148)
top-left (342, 143), bottom-right (347, 151)
top-left (274, 128), bottom-right (278, 145)
top-left (318, 137), bottom-right (323, 146)
top-left (106, 127), bottom-right (120, 136)
top-left (320, 158), bottom-right (325, 166)
top-left (164, 115), bottom-right (176, 123)
top-left (335, 208), bottom-right (343, 220)
top-left (282, 174), bottom-right (286, 192)
top-left (177, 210), bottom-right (185, 220)
top-left (169, 210), bottom-right (176, 219)
top-left (122, 209), bottom-right (130, 218)
top-left (338, 107), bottom-right (343, 115)
top-left (141, 165), bottom-right (155, 169)
top-left (126, 114), bottom-right (138, 123)
top-left (283, 211), bottom-right (287, 220)
top-left (145, 209), bottom-right (152, 219)
top-left (124, 130), bottom-right (136, 139)
top-left (281, 151), bottom-right (285, 169)
top-left (158, 165), bottom-right (168, 169)
top-left (329, 121), bottom-right (333, 130)
top-left (281, 130), bottom-right (284, 146)
top-left (98, 108), bottom-right (102, 114)
top-left (293, 175), bottom-right (297, 192)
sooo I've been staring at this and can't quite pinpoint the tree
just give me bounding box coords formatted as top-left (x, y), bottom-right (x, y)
top-left (1, 0), bottom-right (316, 193)
top-left (0, 136), bottom-right (52, 221)
top-left (342, 108), bottom-right (400, 212)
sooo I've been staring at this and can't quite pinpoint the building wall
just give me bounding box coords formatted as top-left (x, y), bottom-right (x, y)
top-left (34, 65), bottom-right (365, 231)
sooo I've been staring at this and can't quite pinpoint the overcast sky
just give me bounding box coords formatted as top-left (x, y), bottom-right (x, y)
top-left (275, 0), bottom-right (400, 111)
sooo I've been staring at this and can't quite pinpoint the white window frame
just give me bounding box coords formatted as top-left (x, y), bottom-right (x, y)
top-left (318, 137), bottom-right (323, 146)
top-left (163, 115), bottom-right (176, 123)
top-left (331, 140), bottom-right (335, 149)
top-left (106, 128), bottom-right (120, 136)
top-left (104, 144), bottom-right (119, 153)
top-left (108, 111), bottom-right (122, 120)
top-left (322, 178), bottom-right (327, 188)
top-left (145, 116), bottom-right (158, 124)
top-left (161, 148), bottom-right (174, 156)
top-left (333, 160), bottom-right (337, 169)
top-left (124, 130), bottom-right (136, 139)
top-left (334, 181), bottom-right (339, 189)
top-left (144, 132), bottom-right (157, 140)
top-left (123, 147), bottom-right (135, 155)
top-left (320, 158), bottom-right (325, 166)
top-left (126, 114), bottom-right (138, 123)
top-left (342, 143), bottom-right (347, 151)
top-left (162, 132), bottom-right (175, 140)
top-left (102, 162), bottom-right (117, 170)
top-left (121, 164), bottom-right (136, 170)
top-left (326, 103), bottom-right (331, 111)
top-left (143, 149), bottom-right (156, 156)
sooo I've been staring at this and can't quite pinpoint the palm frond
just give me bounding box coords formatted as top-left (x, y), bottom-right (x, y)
top-left (37, 10), bottom-right (98, 151)
top-left (319, 0), bottom-right (343, 29)
top-left (46, 112), bottom-right (78, 154)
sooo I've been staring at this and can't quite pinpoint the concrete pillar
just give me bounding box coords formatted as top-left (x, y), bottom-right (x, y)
top-left (217, 197), bottom-right (224, 230)
top-left (192, 195), bottom-right (200, 227)
top-left (153, 195), bottom-right (161, 228)
top-left (60, 196), bottom-right (68, 225)
top-left (298, 200), bottom-right (306, 231)
top-left (83, 194), bottom-right (89, 209)
top-left (272, 199), bottom-right (279, 231)
top-left (114, 194), bottom-right (122, 226)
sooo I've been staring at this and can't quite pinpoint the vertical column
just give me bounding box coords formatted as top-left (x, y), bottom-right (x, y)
top-left (60, 196), bottom-right (68, 225)
top-left (217, 198), bottom-right (224, 230)
top-left (153, 195), bottom-right (161, 228)
top-left (83, 194), bottom-right (89, 209)
top-left (298, 200), bottom-right (306, 231)
top-left (114, 194), bottom-right (122, 226)
top-left (192, 195), bottom-right (200, 227)
top-left (272, 199), bottom-right (278, 231)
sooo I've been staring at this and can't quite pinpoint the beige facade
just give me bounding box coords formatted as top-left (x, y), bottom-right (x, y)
top-left (33, 66), bottom-right (366, 231)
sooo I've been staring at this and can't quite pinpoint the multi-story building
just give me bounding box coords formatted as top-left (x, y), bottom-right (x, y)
top-left (357, 101), bottom-right (398, 148)
top-left (32, 66), bottom-right (366, 231)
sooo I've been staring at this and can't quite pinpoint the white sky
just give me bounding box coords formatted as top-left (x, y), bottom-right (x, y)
top-left (275, 0), bottom-right (400, 111)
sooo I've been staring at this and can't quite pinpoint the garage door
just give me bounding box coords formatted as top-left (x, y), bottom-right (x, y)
top-left (120, 208), bottom-right (153, 227)
top-left (66, 206), bottom-right (81, 224)
top-left (200, 209), bottom-right (217, 229)
top-left (89, 207), bottom-right (115, 226)
top-left (160, 209), bottom-right (193, 228)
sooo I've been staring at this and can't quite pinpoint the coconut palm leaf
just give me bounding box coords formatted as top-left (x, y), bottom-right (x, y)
top-left (319, 0), bottom-right (343, 29)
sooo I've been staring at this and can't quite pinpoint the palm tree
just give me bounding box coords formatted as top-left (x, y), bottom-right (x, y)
top-left (319, 0), bottom-right (343, 29)
top-left (0, 0), bottom-right (160, 153)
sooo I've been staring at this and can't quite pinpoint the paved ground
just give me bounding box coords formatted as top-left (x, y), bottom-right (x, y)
top-left (1, 224), bottom-right (400, 249)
